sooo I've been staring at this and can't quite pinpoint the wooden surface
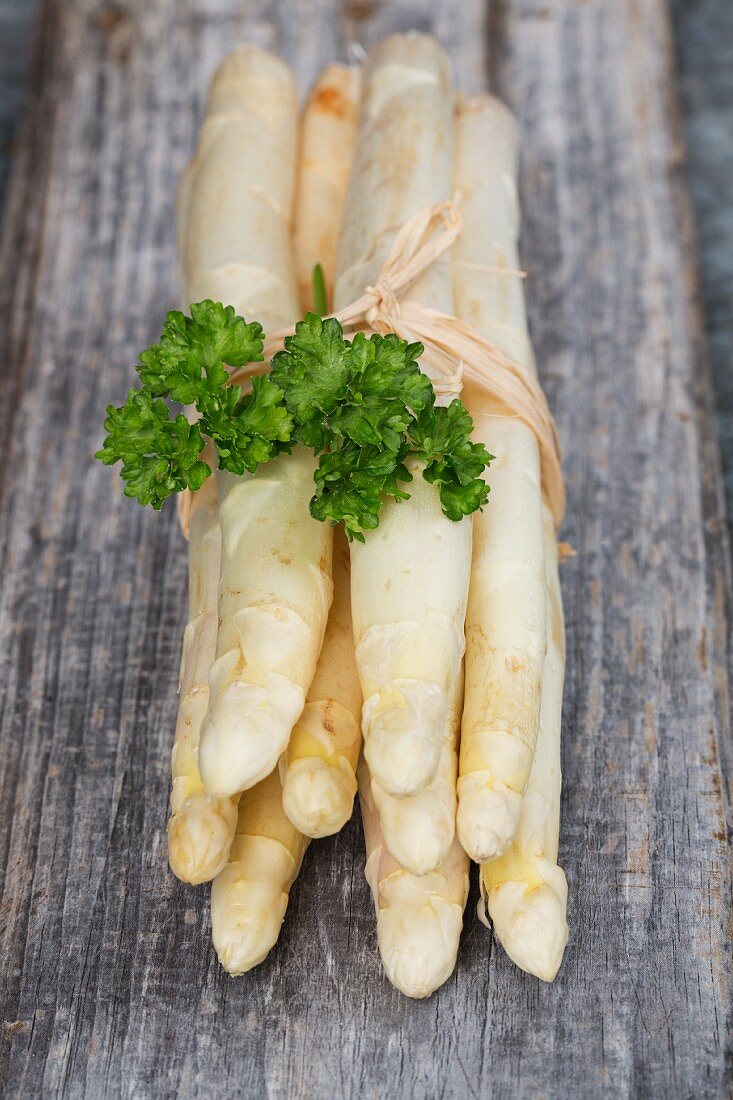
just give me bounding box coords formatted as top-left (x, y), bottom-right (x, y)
top-left (0, 1), bottom-right (731, 1096)
top-left (671, 0), bottom-right (733, 530)
top-left (0, 0), bottom-right (36, 207)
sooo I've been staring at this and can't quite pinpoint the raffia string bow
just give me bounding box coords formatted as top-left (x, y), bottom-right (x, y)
top-left (181, 198), bottom-right (564, 536)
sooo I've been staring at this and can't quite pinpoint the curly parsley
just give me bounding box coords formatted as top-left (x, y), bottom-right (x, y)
top-left (97, 300), bottom-right (492, 539)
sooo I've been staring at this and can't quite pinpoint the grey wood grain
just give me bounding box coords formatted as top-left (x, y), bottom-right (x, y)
top-left (671, 0), bottom-right (733, 533)
top-left (0, 1), bottom-right (730, 1097)
top-left (0, 0), bottom-right (37, 207)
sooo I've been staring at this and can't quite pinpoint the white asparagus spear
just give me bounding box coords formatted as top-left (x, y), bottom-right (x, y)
top-left (180, 46), bottom-right (298, 322)
top-left (480, 507), bottom-right (569, 981)
top-left (293, 63), bottom-right (360, 310)
top-left (281, 527), bottom-right (362, 836)
top-left (179, 46), bottom-right (333, 798)
top-left (211, 767), bottom-right (308, 974)
top-left (453, 95), bottom-right (548, 861)
top-left (167, 47), bottom-right (309, 873)
top-left (334, 33), bottom-right (472, 799)
top-left (278, 67), bottom-right (363, 837)
top-left (453, 94), bottom-right (568, 975)
top-left (359, 759), bottom-right (469, 998)
top-left (167, 469), bottom-right (238, 883)
top-left (167, 47), bottom-right (315, 877)
top-left (212, 527), bottom-right (360, 969)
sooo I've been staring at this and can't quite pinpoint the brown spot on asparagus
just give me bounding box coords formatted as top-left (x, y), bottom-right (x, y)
top-left (312, 84), bottom-right (350, 120)
top-left (505, 655), bottom-right (528, 673)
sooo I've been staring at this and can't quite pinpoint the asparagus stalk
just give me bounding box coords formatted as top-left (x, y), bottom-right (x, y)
top-left (281, 527), bottom-right (362, 836)
top-left (359, 760), bottom-right (469, 998)
top-left (211, 767), bottom-right (309, 974)
top-left (333, 33), bottom-right (472, 800)
top-left (277, 65), bottom-right (363, 838)
top-left (168, 47), bottom-right (315, 878)
top-left (293, 64), bottom-right (360, 311)
top-left (167, 469), bottom-right (238, 883)
top-left (180, 46), bottom-right (333, 798)
top-left (453, 94), bottom-right (568, 978)
top-left (179, 47), bottom-right (298, 323)
top-left (289, 50), bottom-right (457, 861)
top-left (211, 522), bottom-right (364, 968)
top-left (452, 95), bottom-right (548, 861)
top-left (212, 522), bottom-right (365, 968)
top-left (480, 507), bottom-right (569, 981)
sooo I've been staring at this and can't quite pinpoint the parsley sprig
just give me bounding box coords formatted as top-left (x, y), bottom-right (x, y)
top-left (97, 300), bottom-right (492, 539)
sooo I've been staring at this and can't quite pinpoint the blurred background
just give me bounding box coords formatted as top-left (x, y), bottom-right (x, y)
top-left (3, 0), bottom-right (729, 525)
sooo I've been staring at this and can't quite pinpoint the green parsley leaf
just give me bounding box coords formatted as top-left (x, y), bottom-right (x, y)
top-left (328, 332), bottom-right (433, 451)
top-left (95, 390), bottom-right (210, 509)
top-left (311, 442), bottom-right (412, 543)
top-left (137, 301), bottom-right (263, 406)
top-left (205, 375), bottom-right (293, 475)
top-left (97, 301), bottom-right (283, 504)
top-left (436, 475), bottom-right (492, 521)
top-left (412, 400), bottom-right (492, 520)
top-left (271, 313), bottom-right (350, 443)
top-left (98, 300), bottom-right (492, 537)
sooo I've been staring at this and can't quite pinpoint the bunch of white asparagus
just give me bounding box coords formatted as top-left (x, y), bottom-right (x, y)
top-left (168, 35), bottom-right (569, 998)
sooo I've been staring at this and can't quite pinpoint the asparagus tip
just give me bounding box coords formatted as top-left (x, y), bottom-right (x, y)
top-left (377, 896), bottom-right (464, 999)
top-left (211, 870), bottom-right (288, 976)
top-left (167, 794), bottom-right (238, 885)
top-left (364, 698), bottom-right (444, 797)
top-left (281, 756), bottom-right (356, 838)
top-left (456, 778), bottom-right (523, 862)
top-left (199, 680), bottom-right (303, 796)
top-left (487, 876), bottom-right (569, 982)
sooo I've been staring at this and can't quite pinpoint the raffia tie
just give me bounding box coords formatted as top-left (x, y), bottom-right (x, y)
top-left (180, 199), bottom-right (565, 537)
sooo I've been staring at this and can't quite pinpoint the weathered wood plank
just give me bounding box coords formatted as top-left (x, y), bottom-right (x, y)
top-left (0, 1), bottom-right (730, 1097)
top-left (0, 1), bottom-right (37, 208)
top-left (671, 0), bottom-right (733, 530)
